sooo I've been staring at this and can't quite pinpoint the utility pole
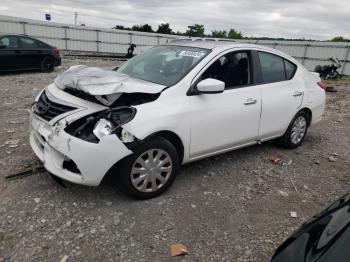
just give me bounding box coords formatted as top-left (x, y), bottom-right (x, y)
top-left (74, 11), bottom-right (78, 25)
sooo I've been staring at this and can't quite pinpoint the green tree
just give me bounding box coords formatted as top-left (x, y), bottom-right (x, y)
top-left (211, 30), bottom-right (227, 38)
top-left (131, 24), bottom-right (154, 32)
top-left (156, 23), bottom-right (173, 34)
top-left (186, 24), bottom-right (205, 37)
top-left (331, 36), bottom-right (350, 42)
top-left (113, 25), bottom-right (128, 30)
top-left (228, 29), bottom-right (243, 39)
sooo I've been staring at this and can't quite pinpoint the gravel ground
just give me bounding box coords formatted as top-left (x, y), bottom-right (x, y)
top-left (0, 57), bottom-right (349, 262)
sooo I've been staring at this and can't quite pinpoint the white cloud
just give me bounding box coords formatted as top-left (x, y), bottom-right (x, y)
top-left (0, 0), bottom-right (349, 40)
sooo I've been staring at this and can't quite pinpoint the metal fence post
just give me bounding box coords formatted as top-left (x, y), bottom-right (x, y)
top-left (96, 29), bottom-right (100, 52)
top-left (63, 26), bottom-right (68, 50)
top-left (129, 33), bottom-right (132, 44)
top-left (302, 44), bottom-right (309, 65)
top-left (20, 21), bottom-right (27, 35)
top-left (341, 45), bottom-right (350, 75)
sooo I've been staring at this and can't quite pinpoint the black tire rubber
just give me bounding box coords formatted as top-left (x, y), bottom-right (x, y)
top-left (117, 137), bottom-right (180, 200)
top-left (40, 56), bottom-right (54, 73)
top-left (278, 111), bottom-right (309, 149)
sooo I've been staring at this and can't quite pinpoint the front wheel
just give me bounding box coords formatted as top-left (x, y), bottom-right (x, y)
top-left (278, 111), bottom-right (309, 149)
top-left (118, 137), bottom-right (179, 199)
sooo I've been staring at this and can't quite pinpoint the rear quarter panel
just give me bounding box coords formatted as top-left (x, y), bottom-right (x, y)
top-left (303, 71), bottom-right (326, 125)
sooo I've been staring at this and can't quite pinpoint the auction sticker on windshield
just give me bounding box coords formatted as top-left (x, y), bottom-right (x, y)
top-left (178, 50), bottom-right (206, 58)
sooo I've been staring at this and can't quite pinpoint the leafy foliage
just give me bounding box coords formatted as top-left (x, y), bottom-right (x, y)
top-left (185, 24), bottom-right (205, 37)
top-left (211, 30), bottom-right (227, 38)
top-left (131, 24), bottom-right (154, 32)
top-left (331, 36), bottom-right (350, 42)
top-left (112, 22), bottom-right (348, 42)
top-left (227, 29), bottom-right (243, 39)
top-left (156, 23), bottom-right (173, 34)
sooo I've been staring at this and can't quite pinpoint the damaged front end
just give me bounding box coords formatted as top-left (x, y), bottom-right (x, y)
top-left (29, 64), bottom-right (167, 186)
top-left (54, 65), bottom-right (165, 106)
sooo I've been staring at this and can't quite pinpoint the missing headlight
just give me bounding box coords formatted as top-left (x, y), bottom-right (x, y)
top-left (65, 107), bottom-right (136, 143)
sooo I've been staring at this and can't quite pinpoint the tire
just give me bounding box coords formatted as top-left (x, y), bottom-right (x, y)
top-left (117, 137), bottom-right (180, 199)
top-left (40, 56), bottom-right (54, 73)
top-left (332, 71), bottom-right (340, 80)
top-left (278, 111), bottom-right (309, 149)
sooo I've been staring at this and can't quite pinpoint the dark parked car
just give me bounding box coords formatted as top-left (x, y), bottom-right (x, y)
top-left (271, 194), bottom-right (350, 262)
top-left (0, 34), bottom-right (61, 72)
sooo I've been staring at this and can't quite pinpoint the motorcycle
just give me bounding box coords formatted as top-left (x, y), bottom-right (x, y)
top-left (314, 57), bottom-right (342, 80)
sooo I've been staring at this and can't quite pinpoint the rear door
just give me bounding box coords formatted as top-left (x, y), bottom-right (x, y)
top-left (18, 37), bottom-right (47, 68)
top-left (256, 51), bottom-right (302, 140)
top-left (0, 35), bottom-right (20, 70)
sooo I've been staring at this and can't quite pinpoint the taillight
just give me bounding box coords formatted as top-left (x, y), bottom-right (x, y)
top-left (53, 48), bottom-right (60, 56)
top-left (317, 81), bottom-right (327, 90)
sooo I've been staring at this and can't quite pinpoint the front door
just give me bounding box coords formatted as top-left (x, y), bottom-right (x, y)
top-left (189, 51), bottom-right (261, 158)
top-left (0, 36), bottom-right (20, 70)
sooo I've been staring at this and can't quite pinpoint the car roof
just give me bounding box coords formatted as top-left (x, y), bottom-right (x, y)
top-left (166, 38), bottom-right (300, 64)
top-left (0, 33), bottom-right (36, 38)
top-left (166, 38), bottom-right (260, 50)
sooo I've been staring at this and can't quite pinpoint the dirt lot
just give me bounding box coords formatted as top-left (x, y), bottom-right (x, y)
top-left (0, 57), bottom-right (349, 262)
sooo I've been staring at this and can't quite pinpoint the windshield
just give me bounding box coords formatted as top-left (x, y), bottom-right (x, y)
top-left (117, 46), bottom-right (210, 86)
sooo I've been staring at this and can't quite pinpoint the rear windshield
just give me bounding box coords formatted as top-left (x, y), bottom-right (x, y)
top-left (117, 46), bottom-right (210, 86)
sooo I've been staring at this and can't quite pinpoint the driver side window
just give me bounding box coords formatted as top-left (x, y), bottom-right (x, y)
top-left (202, 51), bottom-right (252, 89)
top-left (0, 36), bottom-right (18, 48)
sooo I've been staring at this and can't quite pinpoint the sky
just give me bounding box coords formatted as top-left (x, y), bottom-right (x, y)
top-left (0, 0), bottom-right (349, 40)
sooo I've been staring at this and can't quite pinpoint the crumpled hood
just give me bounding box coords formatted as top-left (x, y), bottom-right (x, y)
top-left (54, 65), bottom-right (166, 105)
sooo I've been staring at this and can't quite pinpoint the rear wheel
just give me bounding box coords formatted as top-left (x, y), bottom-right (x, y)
top-left (118, 137), bottom-right (179, 199)
top-left (41, 56), bottom-right (54, 72)
top-left (278, 111), bottom-right (309, 149)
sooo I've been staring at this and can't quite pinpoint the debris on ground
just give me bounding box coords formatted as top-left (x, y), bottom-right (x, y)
top-left (283, 159), bottom-right (293, 166)
top-left (170, 243), bottom-right (189, 257)
top-left (5, 165), bottom-right (45, 180)
top-left (59, 255), bottom-right (69, 262)
top-left (290, 211), bottom-right (298, 218)
top-left (277, 190), bottom-right (289, 197)
top-left (328, 156), bottom-right (337, 162)
top-left (289, 178), bottom-right (298, 192)
top-left (269, 155), bottom-right (292, 166)
top-left (270, 155), bottom-right (282, 165)
top-left (4, 139), bottom-right (20, 146)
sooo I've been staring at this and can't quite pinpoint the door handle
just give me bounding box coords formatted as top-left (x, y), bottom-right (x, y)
top-left (293, 91), bottom-right (303, 97)
top-left (244, 98), bottom-right (257, 105)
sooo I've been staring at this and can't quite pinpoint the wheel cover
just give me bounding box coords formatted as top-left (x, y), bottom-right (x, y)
top-left (130, 149), bottom-right (173, 193)
top-left (291, 116), bottom-right (307, 144)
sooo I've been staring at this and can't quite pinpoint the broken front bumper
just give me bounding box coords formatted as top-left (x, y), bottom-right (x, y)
top-left (29, 112), bottom-right (132, 186)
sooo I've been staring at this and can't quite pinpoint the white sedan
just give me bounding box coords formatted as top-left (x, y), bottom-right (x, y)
top-left (29, 40), bottom-right (326, 199)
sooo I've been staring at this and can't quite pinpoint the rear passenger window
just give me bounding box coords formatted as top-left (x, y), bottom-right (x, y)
top-left (19, 37), bottom-right (39, 49)
top-left (258, 52), bottom-right (285, 83)
top-left (284, 59), bottom-right (297, 80)
top-left (258, 52), bottom-right (297, 83)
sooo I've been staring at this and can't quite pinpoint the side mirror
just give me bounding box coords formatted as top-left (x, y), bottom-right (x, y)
top-left (196, 78), bottom-right (225, 94)
top-left (0, 45), bottom-right (6, 49)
